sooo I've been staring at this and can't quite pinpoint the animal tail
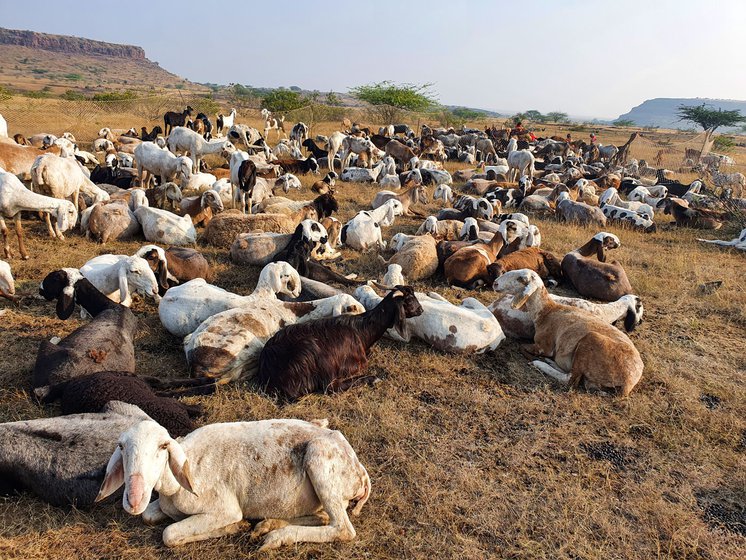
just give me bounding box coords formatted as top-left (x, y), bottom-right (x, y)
top-left (351, 464), bottom-right (371, 517)
top-left (340, 224), bottom-right (348, 244)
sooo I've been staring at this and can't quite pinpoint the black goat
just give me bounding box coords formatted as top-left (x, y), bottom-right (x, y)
top-left (301, 138), bottom-right (328, 159)
top-left (236, 159), bottom-right (257, 212)
top-left (90, 163), bottom-right (138, 188)
top-left (275, 157), bottom-right (320, 175)
top-left (273, 236), bottom-right (359, 287)
top-left (35, 270), bottom-right (137, 387)
top-left (37, 371), bottom-right (202, 437)
top-left (140, 125), bottom-right (163, 142)
top-left (257, 286), bottom-right (422, 401)
top-left (163, 106), bottom-right (194, 135)
top-left (311, 193), bottom-right (339, 219)
top-left (188, 112), bottom-right (213, 140)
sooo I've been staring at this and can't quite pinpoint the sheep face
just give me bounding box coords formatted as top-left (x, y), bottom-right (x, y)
top-left (300, 220), bottom-right (328, 245)
top-left (262, 262), bottom-right (302, 298)
top-left (492, 269), bottom-right (543, 310)
top-left (56, 201), bottom-right (79, 233)
top-left (97, 420), bottom-right (195, 515)
top-left (125, 258), bottom-right (161, 302)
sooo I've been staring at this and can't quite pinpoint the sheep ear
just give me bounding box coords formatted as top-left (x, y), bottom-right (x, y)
top-left (96, 447), bottom-right (124, 502)
top-left (56, 286), bottom-right (76, 319)
top-left (167, 440), bottom-right (196, 495)
top-left (511, 285), bottom-right (536, 309)
top-left (157, 262), bottom-right (169, 292)
top-left (394, 297), bottom-right (409, 339)
top-left (596, 244), bottom-right (606, 262)
top-left (118, 268), bottom-right (130, 305)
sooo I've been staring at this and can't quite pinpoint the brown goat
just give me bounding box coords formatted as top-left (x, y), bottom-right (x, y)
top-left (662, 197), bottom-right (724, 230)
top-left (561, 233), bottom-right (633, 301)
top-left (487, 247), bottom-right (563, 283)
top-left (444, 222), bottom-right (520, 288)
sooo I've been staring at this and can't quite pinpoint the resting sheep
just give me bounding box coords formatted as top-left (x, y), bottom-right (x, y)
top-left (561, 233), bottom-right (633, 301)
top-left (135, 206), bottom-right (197, 246)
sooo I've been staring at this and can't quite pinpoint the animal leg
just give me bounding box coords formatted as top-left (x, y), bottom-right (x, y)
top-left (14, 214), bottom-right (28, 259)
top-left (161, 508), bottom-right (246, 547)
top-left (251, 513), bottom-right (329, 540)
top-left (0, 216), bottom-right (11, 258)
top-left (531, 359), bottom-right (571, 384)
top-left (142, 498), bottom-right (170, 525)
top-left (44, 212), bottom-right (56, 238)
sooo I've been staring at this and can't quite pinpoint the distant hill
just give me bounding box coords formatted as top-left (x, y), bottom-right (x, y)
top-left (617, 98), bottom-right (746, 130)
top-left (0, 27), bottom-right (208, 94)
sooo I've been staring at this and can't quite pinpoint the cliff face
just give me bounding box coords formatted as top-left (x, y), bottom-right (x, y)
top-left (0, 28), bottom-right (145, 59)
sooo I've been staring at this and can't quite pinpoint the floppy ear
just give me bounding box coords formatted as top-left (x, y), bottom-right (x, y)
top-left (96, 446), bottom-right (124, 502)
top-left (511, 283), bottom-right (537, 310)
top-left (393, 295), bottom-right (410, 339)
top-left (167, 439), bottom-right (196, 495)
top-left (268, 265), bottom-right (285, 294)
top-left (157, 261), bottom-right (169, 292)
top-left (118, 267), bottom-right (131, 305)
top-left (596, 243), bottom-right (606, 262)
top-left (56, 284), bottom-right (76, 319)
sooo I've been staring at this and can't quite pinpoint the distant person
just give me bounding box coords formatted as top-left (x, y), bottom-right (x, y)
top-left (514, 121), bottom-right (524, 133)
top-left (590, 133), bottom-right (597, 144)
top-left (566, 133), bottom-right (572, 143)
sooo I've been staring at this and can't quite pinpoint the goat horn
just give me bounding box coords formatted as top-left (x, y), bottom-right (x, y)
top-left (371, 281), bottom-right (395, 291)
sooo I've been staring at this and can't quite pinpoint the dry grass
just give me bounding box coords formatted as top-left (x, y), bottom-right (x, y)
top-left (1, 119), bottom-right (745, 560)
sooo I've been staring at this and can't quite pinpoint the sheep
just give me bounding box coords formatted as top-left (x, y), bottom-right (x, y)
top-left (159, 261), bottom-right (302, 338)
top-left (184, 293), bottom-right (365, 381)
top-left (489, 292), bottom-right (644, 340)
top-left (697, 227), bottom-right (746, 251)
top-left (341, 199), bottom-right (404, 250)
top-left (31, 152), bottom-right (109, 213)
top-left (355, 284), bottom-right (504, 353)
top-left (216, 108), bottom-right (236, 136)
top-left (0, 401), bottom-right (152, 507)
top-left (36, 372), bottom-right (200, 438)
top-left (80, 254), bottom-right (161, 307)
top-left (135, 206), bottom-right (198, 246)
top-left (145, 182), bottom-right (182, 211)
top-left (443, 221), bottom-right (520, 288)
top-left (163, 106), bottom-right (194, 135)
top-left (134, 142), bottom-right (192, 188)
top-left (387, 234), bottom-right (439, 281)
top-left (492, 269), bottom-right (643, 396)
top-left (311, 171), bottom-right (337, 194)
top-left (177, 190), bottom-right (224, 227)
top-left (97, 418), bottom-right (370, 550)
top-left (0, 258), bottom-right (15, 300)
top-left (555, 192), bottom-right (606, 227)
top-left (166, 126), bottom-right (234, 172)
top-left (86, 200), bottom-right (141, 243)
top-left (372, 184), bottom-right (429, 217)
top-left (601, 204), bottom-right (657, 233)
top-left (201, 206), bottom-right (318, 248)
top-left (36, 270), bottom-right (138, 387)
top-left (487, 247), bottom-right (563, 285)
top-left (340, 160), bottom-right (386, 183)
top-left (561, 232), bottom-right (633, 301)
top-left (0, 170), bottom-right (78, 258)
top-left (258, 287), bottom-right (422, 400)
top-left (230, 220), bottom-right (329, 266)
top-left (662, 197), bottom-right (724, 230)
top-left (599, 187), bottom-right (654, 219)
top-left (433, 184), bottom-right (454, 205)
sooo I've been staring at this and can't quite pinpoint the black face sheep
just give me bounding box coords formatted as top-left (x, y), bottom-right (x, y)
top-left (0, 401), bottom-right (150, 507)
top-left (36, 371), bottom-right (201, 438)
top-left (35, 269), bottom-right (137, 387)
top-left (258, 286), bottom-right (423, 401)
top-left (561, 232), bottom-right (633, 302)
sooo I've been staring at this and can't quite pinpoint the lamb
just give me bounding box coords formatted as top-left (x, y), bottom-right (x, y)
top-left (486, 247), bottom-right (563, 283)
top-left (387, 234), bottom-right (439, 281)
top-left (201, 206), bottom-right (318, 247)
top-left (230, 220), bottom-right (329, 266)
top-left (492, 269), bottom-right (643, 396)
top-left (166, 126), bottom-right (234, 172)
top-left (159, 261), bottom-right (301, 338)
top-left (177, 190), bottom-right (224, 227)
top-left (216, 108), bottom-right (236, 136)
top-left (355, 284), bottom-right (504, 354)
top-left (97, 418), bottom-right (370, 550)
top-left (341, 199), bottom-right (404, 250)
top-left (80, 254), bottom-right (161, 307)
top-left (0, 170), bottom-right (78, 258)
top-left (0, 402), bottom-right (152, 507)
top-left (184, 293), bottom-right (365, 381)
top-left (37, 371), bottom-right (200, 438)
top-left (135, 206), bottom-right (198, 246)
top-left (0, 258), bottom-right (15, 299)
top-left (134, 142), bottom-right (192, 188)
top-left (35, 270), bottom-right (137, 387)
top-left (258, 287), bottom-right (422, 400)
top-left (561, 232), bottom-right (633, 301)
top-left (489, 292), bottom-right (644, 340)
top-left (372, 184), bottom-right (429, 217)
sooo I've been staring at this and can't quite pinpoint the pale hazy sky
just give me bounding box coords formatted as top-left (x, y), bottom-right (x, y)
top-left (1, 0), bottom-right (745, 118)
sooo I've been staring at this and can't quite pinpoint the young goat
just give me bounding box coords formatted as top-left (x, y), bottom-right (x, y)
top-left (258, 287), bottom-right (423, 400)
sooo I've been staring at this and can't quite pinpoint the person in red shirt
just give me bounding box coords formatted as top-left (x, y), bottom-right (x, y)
top-left (590, 133), bottom-right (597, 144)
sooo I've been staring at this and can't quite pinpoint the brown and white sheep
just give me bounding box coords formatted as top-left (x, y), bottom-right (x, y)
top-left (561, 233), bottom-right (633, 301)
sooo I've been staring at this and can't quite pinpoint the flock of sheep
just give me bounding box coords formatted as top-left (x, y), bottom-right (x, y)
top-left (0, 107), bottom-right (745, 551)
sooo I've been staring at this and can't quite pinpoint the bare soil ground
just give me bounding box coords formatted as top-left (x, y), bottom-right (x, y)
top-left (0, 118), bottom-right (745, 559)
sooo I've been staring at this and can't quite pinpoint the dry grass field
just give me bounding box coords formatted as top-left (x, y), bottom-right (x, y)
top-left (0, 113), bottom-right (745, 560)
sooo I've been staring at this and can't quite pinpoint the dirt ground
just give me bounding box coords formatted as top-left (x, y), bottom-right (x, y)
top-left (0, 120), bottom-right (745, 559)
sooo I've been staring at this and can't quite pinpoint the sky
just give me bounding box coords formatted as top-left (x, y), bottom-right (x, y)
top-left (1, 0), bottom-right (745, 119)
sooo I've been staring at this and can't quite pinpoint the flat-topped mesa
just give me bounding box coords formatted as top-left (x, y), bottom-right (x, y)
top-left (0, 27), bottom-right (145, 59)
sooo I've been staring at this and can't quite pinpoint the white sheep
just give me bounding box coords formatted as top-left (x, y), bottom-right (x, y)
top-left (600, 187), bottom-right (654, 219)
top-left (433, 184), bottom-right (454, 204)
top-left (134, 142), bottom-right (192, 188)
top-left (80, 255), bottom-right (160, 307)
top-left (31, 153), bottom-right (109, 215)
top-left (0, 170), bottom-right (78, 258)
top-left (341, 199), bottom-right (404, 250)
top-left (340, 160), bottom-right (386, 183)
top-left (0, 258), bottom-right (15, 299)
top-left (134, 206), bottom-right (197, 246)
top-left (97, 418), bottom-right (370, 549)
top-left (0, 113), bottom-right (7, 138)
top-left (166, 126), bottom-right (235, 172)
top-left (159, 262), bottom-right (302, 338)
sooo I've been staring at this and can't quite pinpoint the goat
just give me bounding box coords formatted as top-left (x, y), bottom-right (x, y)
top-left (341, 199), bottom-right (404, 250)
top-left (164, 106), bottom-right (194, 135)
top-left (263, 115), bottom-right (286, 139)
top-left (216, 108), bottom-right (236, 136)
top-left (444, 221), bottom-right (519, 289)
top-left (80, 255), bottom-right (160, 307)
top-left (97, 418), bottom-right (370, 549)
top-left (167, 126), bottom-right (234, 173)
top-left (487, 247), bottom-right (563, 284)
top-left (493, 270), bottom-right (643, 396)
top-left (275, 156), bottom-right (320, 175)
top-left (697, 227), bottom-right (746, 251)
top-left (0, 258), bottom-right (15, 300)
top-left (662, 197), bottom-right (724, 230)
top-left (561, 232), bottom-right (633, 301)
top-left (134, 142), bottom-right (192, 188)
top-left (258, 287), bottom-right (422, 400)
top-left (372, 184), bottom-right (429, 217)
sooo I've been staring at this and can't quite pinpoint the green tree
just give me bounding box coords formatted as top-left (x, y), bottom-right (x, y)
top-left (350, 81), bottom-right (436, 124)
top-left (261, 88), bottom-right (308, 113)
top-left (613, 118), bottom-right (635, 127)
top-left (677, 103), bottom-right (744, 156)
top-left (450, 107), bottom-right (483, 121)
top-left (326, 91), bottom-right (341, 106)
top-left (546, 111), bottom-right (569, 123)
top-left (523, 110), bottom-right (544, 122)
